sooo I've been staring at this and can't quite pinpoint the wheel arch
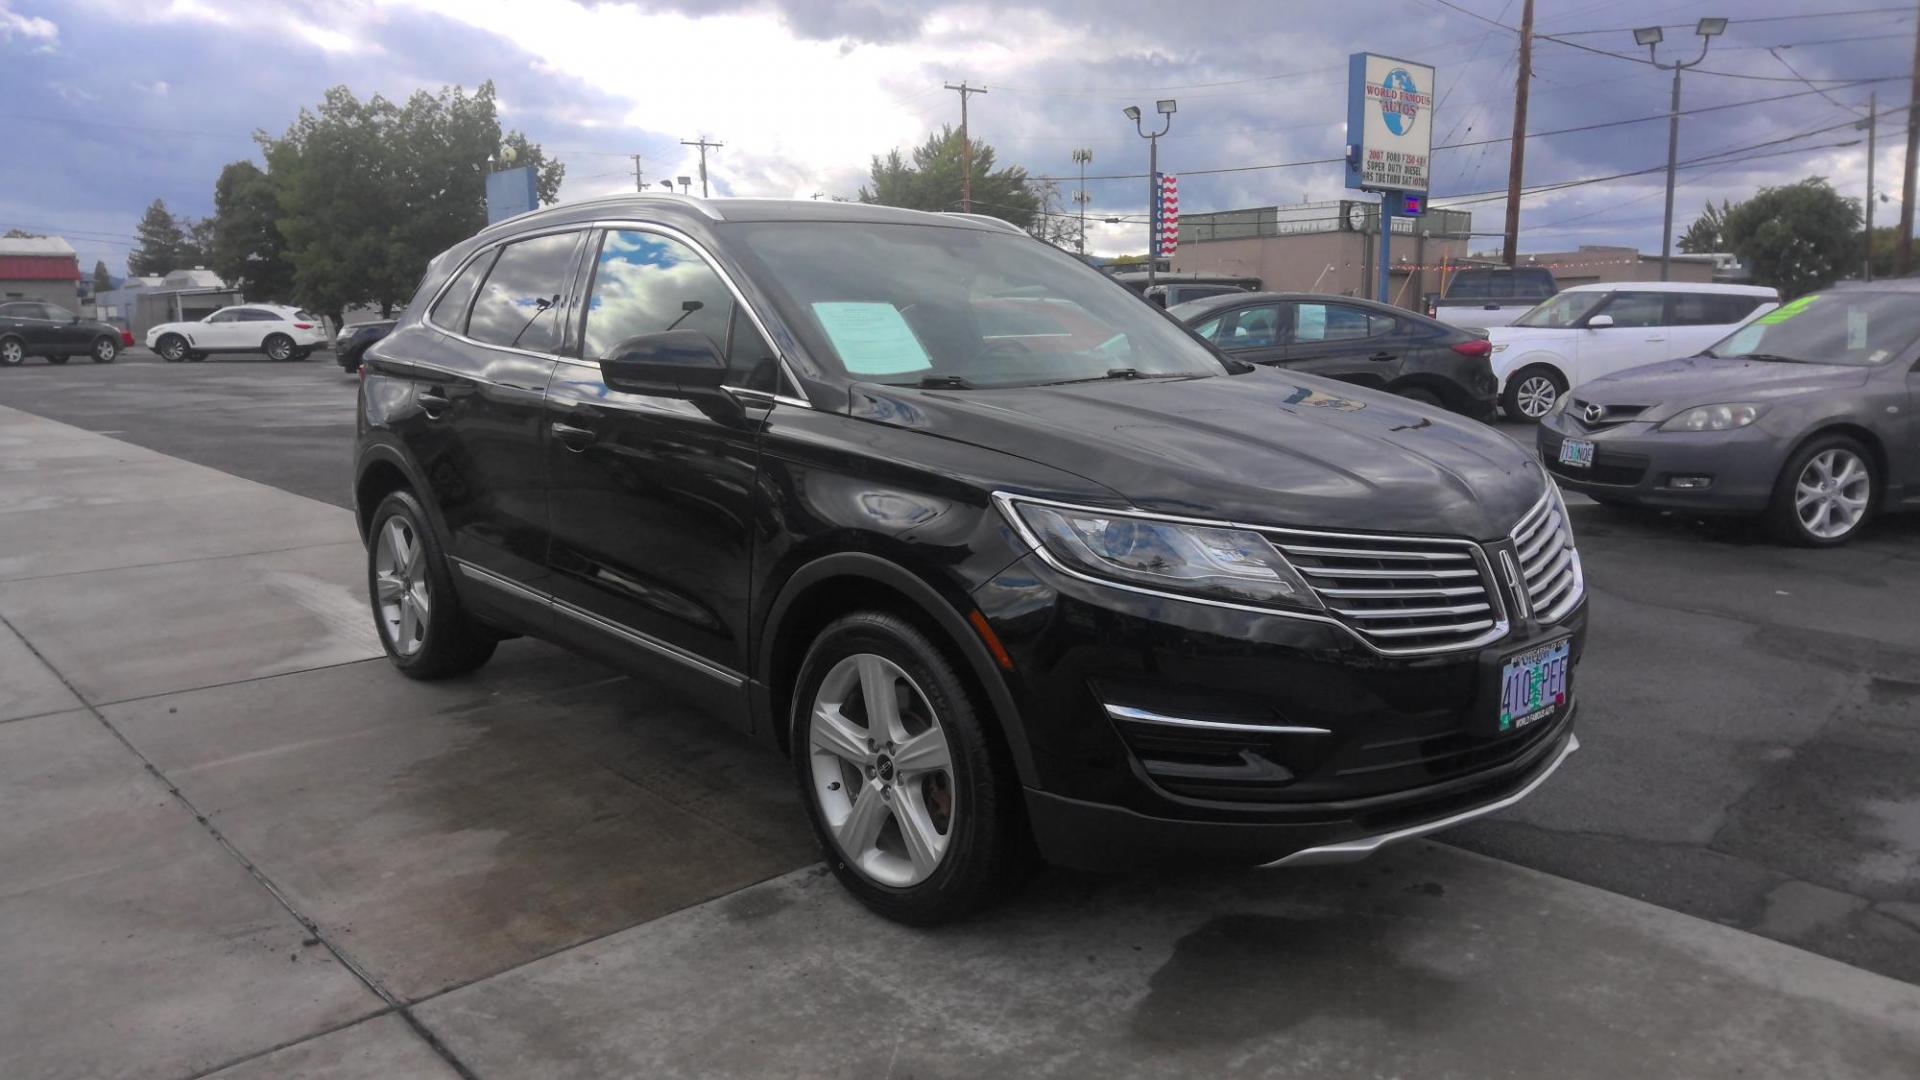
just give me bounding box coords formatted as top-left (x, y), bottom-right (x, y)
top-left (1780, 422), bottom-right (1889, 497)
top-left (353, 441), bottom-right (449, 546)
top-left (1502, 355), bottom-right (1569, 393)
top-left (756, 551), bottom-right (1037, 788)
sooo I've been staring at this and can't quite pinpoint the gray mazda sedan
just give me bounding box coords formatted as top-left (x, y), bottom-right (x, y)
top-left (1538, 280), bottom-right (1920, 546)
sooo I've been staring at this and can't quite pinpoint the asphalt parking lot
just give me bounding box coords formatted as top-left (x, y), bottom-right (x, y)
top-left (4, 349), bottom-right (1918, 1078)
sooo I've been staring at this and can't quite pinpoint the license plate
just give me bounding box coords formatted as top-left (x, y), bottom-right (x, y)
top-left (1497, 638), bottom-right (1571, 733)
top-left (1558, 438), bottom-right (1595, 468)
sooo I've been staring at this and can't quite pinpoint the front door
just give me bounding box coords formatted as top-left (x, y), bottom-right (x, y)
top-left (543, 227), bottom-right (768, 699)
top-left (1573, 291), bottom-right (1668, 386)
top-left (1202, 302), bottom-right (1287, 366)
top-left (196, 308), bottom-right (247, 350)
top-left (1280, 300), bottom-right (1401, 388)
top-left (0, 303), bottom-right (61, 351)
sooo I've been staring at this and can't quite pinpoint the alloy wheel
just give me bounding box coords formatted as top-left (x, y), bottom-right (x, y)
top-left (94, 339), bottom-right (116, 362)
top-left (1516, 375), bottom-right (1558, 418)
top-left (266, 336), bottom-right (292, 361)
top-left (372, 515), bottom-right (430, 656)
top-left (1794, 448), bottom-right (1870, 540)
top-left (0, 340), bottom-right (21, 365)
top-left (807, 653), bottom-right (957, 887)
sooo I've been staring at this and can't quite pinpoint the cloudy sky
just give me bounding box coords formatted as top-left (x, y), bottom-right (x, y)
top-left (0, 0), bottom-right (1906, 276)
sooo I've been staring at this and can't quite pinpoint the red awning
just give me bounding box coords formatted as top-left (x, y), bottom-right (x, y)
top-left (0, 255), bottom-right (82, 282)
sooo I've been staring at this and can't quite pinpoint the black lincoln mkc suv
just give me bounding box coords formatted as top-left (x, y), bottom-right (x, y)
top-left (353, 194), bottom-right (1586, 924)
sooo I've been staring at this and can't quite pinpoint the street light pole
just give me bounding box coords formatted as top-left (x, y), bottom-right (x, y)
top-left (1637, 18), bottom-right (1725, 282)
top-left (1125, 101), bottom-right (1176, 291)
top-left (1072, 148), bottom-right (1092, 255)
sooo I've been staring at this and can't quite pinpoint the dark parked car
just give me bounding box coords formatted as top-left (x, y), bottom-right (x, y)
top-left (1539, 281), bottom-right (1920, 546)
top-left (1173, 291), bottom-right (1498, 420)
top-left (354, 195), bottom-right (1585, 923)
top-left (0, 301), bottom-right (130, 366)
top-left (1112, 271), bottom-right (1263, 307)
top-left (335, 320), bottom-right (396, 371)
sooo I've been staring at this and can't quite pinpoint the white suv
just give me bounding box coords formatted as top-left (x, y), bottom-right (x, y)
top-left (1489, 282), bottom-right (1778, 421)
top-left (146, 304), bottom-right (329, 363)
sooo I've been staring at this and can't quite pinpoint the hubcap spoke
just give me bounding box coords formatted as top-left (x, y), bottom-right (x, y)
top-left (375, 573), bottom-right (406, 601)
top-left (810, 703), bottom-right (872, 765)
top-left (837, 782), bottom-right (890, 854)
top-left (408, 583), bottom-right (430, 618)
top-left (856, 655), bottom-right (903, 744)
top-left (399, 596), bottom-right (420, 647)
top-left (891, 728), bottom-right (950, 776)
top-left (893, 788), bottom-right (946, 877)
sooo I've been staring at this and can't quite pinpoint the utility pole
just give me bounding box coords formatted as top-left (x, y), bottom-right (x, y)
top-left (1501, 0), bottom-right (1534, 267)
top-left (1072, 148), bottom-right (1092, 255)
top-left (945, 81), bottom-right (987, 212)
top-left (1865, 90), bottom-right (1878, 281)
top-left (680, 137), bottom-right (723, 198)
top-left (1900, 16), bottom-right (1920, 275)
top-left (631, 154), bottom-right (644, 193)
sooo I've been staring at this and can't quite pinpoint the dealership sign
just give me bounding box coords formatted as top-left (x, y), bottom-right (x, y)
top-left (1345, 52), bottom-right (1434, 194)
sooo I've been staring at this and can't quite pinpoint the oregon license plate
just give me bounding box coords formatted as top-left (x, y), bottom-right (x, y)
top-left (1558, 438), bottom-right (1595, 468)
top-left (1497, 638), bottom-right (1571, 733)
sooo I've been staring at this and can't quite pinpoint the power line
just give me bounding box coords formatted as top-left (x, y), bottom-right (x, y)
top-left (1767, 47), bottom-right (1870, 117)
top-left (1545, 7), bottom-right (1916, 36)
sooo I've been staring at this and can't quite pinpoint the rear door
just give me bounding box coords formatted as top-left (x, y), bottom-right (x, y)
top-left (542, 226), bottom-right (766, 702)
top-left (1280, 300), bottom-right (1402, 387)
top-left (1572, 290), bottom-right (1668, 384)
top-left (1666, 292), bottom-right (1767, 357)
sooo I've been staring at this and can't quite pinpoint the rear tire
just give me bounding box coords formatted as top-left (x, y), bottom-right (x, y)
top-left (292, 347), bottom-right (313, 361)
top-left (366, 489), bottom-right (498, 679)
top-left (264, 333), bottom-right (295, 361)
top-left (91, 337), bottom-right (118, 363)
top-left (1767, 434), bottom-right (1875, 547)
top-left (1502, 365), bottom-right (1566, 424)
top-left (791, 611), bottom-right (1028, 925)
top-left (157, 334), bottom-right (188, 362)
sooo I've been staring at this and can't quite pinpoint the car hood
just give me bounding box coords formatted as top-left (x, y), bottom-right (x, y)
top-left (848, 370), bottom-right (1547, 540)
top-left (1574, 354), bottom-right (1872, 417)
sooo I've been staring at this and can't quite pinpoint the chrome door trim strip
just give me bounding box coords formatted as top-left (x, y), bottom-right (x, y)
top-left (451, 558), bottom-right (745, 688)
top-left (550, 596), bottom-right (746, 689)
top-left (1104, 704), bottom-right (1330, 736)
top-left (1263, 726), bottom-right (1580, 869)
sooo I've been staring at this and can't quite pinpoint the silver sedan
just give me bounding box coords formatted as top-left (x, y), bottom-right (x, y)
top-left (1537, 281), bottom-right (1919, 545)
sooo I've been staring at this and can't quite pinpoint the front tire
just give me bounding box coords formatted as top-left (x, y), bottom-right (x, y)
top-left (156, 334), bottom-right (188, 362)
top-left (264, 333), bottom-right (295, 361)
top-left (1768, 435), bottom-right (1875, 547)
top-left (366, 489), bottom-right (498, 678)
top-left (91, 337), bottom-right (118, 363)
top-left (0, 337), bottom-right (24, 366)
top-left (791, 611), bottom-right (1026, 925)
top-left (1502, 365), bottom-right (1567, 424)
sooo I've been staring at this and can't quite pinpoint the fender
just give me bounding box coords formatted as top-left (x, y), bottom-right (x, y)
top-left (754, 550), bottom-right (1039, 788)
top-left (352, 436), bottom-right (452, 549)
top-left (1495, 350), bottom-right (1569, 393)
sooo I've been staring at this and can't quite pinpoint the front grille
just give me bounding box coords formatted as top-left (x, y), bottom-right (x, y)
top-left (1510, 489), bottom-right (1583, 623)
top-left (1267, 530), bottom-right (1504, 655)
top-left (1566, 399), bottom-right (1650, 429)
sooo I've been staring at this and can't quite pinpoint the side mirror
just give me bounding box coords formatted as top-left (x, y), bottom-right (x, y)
top-left (1586, 314), bottom-right (1614, 329)
top-left (599, 329), bottom-right (727, 396)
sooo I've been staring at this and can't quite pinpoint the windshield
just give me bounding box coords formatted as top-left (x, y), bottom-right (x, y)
top-left (727, 221), bottom-right (1230, 387)
top-left (1513, 291), bottom-right (1605, 328)
top-left (1707, 291), bottom-right (1920, 367)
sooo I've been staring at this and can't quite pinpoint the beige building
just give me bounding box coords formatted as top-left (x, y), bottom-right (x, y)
top-left (1170, 201), bottom-right (1473, 310)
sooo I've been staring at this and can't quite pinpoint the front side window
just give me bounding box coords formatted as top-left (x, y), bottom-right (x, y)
top-left (467, 232), bottom-right (580, 353)
top-left (1596, 292), bottom-right (1665, 329)
top-left (1710, 291), bottom-right (1920, 368)
top-left (207, 309), bottom-right (240, 323)
top-left (581, 230), bottom-right (735, 360)
top-left (1291, 302), bottom-right (1374, 344)
top-left (1514, 292), bottom-right (1604, 328)
top-left (728, 222), bottom-right (1230, 387)
top-left (0, 302), bottom-right (31, 318)
top-left (1224, 305), bottom-right (1283, 349)
top-left (239, 309), bottom-right (281, 322)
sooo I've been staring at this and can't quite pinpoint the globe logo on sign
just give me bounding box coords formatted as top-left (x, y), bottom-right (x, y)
top-left (1380, 67), bottom-right (1418, 135)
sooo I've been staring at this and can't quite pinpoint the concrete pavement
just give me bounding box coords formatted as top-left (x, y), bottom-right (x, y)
top-left (3, 402), bottom-right (1919, 1078)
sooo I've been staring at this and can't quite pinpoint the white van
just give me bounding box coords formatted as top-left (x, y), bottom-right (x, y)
top-left (1488, 282), bottom-right (1779, 421)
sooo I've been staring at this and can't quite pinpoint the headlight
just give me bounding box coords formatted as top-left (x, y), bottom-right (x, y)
top-left (1658, 403), bottom-right (1763, 432)
top-left (1007, 500), bottom-right (1323, 612)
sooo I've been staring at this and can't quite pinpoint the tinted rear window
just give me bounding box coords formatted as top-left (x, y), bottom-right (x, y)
top-left (431, 251), bottom-right (495, 334)
top-left (468, 232), bottom-right (579, 352)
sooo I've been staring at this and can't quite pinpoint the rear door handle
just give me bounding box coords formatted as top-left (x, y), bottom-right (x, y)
top-left (417, 390), bottom-right (451, 416)
top-left (1369, 351), bottom-right (1396, 362)
top-left (551, 421), bottom-right (597, 451)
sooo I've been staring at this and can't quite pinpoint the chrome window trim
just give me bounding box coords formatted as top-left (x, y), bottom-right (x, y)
top-left (451, 557), bottom-right (744, 687)
top-left (992, 491), bottom-right (1513, 658)
top-left (421, 218), bottom-right (811, 409)
top-left (1264, 728), bottom-right (1580, 868)
top-left (1104, 704), bottom-right (1330, 736)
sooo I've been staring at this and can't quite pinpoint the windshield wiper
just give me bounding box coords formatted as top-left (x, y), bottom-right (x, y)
top-left (1043, 368), bottom-right (1197, 387)
top-left (914, 374), bottom-right (975, 389)
top-left (1737, 353), bottom-right (1809, 364)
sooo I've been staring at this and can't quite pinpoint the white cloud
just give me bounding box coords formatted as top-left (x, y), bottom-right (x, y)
top-left (0, 1), bottom-right (59, 44)
top-left (135, 79), bottom-right (171, 97)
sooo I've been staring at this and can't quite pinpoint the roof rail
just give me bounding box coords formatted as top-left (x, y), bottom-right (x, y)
top-left (938, 212), bottom-right (1028, 236)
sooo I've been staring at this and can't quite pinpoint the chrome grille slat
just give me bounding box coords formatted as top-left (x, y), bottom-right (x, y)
top-left (1318, 585), bottom-right (1485, 599)
top-left (1362, 619), bottom-right (1497, 638)
top-left (1341, 602), bottom-right (1491, 619)
top-left (1524, 532), bottom-right (1568, 579)
top-left (1261, 525), bottom-right (1505, 655)
top-left (1510, 487), bottom-right (1584, 625)
top-left (1275, 544), bottom-right (1470, 561)
top-left (1296, 565), bottom-right (1480, 580)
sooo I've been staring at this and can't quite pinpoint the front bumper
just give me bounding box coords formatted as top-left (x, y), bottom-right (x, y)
top-left (974, 550), bottom-right (1587, 870)
top-left (1536, 414), bottom-right (1782, 511)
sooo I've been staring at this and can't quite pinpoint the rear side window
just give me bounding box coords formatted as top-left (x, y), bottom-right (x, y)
top-left (431, 251), bottom-right (495, 334)
top-left (1671, 293), bottom-right (1764, 326)
top-left (238, 309), bottom-right (281, 322)
top-left (467, 232), bottom-right (580, 353)
top-left (1293, 302), bottom-right (1376, 343)
top-left (580, 229), bottom-right (734, 360)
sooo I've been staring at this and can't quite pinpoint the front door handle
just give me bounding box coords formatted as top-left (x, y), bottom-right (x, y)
top-left (417, 390), bottom-right (451, 416)
top-left (551, 421), bottom-right (597, 451)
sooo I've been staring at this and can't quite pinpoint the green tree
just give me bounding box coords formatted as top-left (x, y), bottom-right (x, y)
top-left (208, 161), bottom-right (294, 301)
top-left (1721, 178), bottom-right (1861, 298)
top-left (128, 199), bottom-right (188, 276)
top-left (3, 228), bottom-right (46, 238)
top-left (259, 81), bottom-right (564, 324)
top-left (858, 126), bottom-right (1040, 232)
top-left (91, 260), bottom-right (112, 293)
top-left (1678, 199), bottom-right (1731, 254)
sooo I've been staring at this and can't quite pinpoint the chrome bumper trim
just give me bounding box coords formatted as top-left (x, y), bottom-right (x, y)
top-left (1262, 726), bottom-right (1580, 869)
top-left (1104, 704), bottom-right (1331, 736)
